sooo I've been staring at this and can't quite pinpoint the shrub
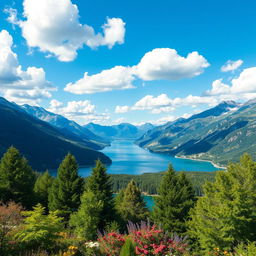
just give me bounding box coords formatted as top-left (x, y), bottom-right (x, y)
top-left (15, 204), bottom-right (63, 252)
top-left (98, 221), bottom-right (190, 256)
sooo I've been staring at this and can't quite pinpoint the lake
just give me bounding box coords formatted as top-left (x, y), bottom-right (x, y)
top-left (78, 140), bottom-right (221, 177)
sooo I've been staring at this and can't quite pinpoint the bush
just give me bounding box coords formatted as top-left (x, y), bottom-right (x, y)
top-left (98, 221), bottom-right (190, 256)
top-left (15, 204), bottom-right (63, 252)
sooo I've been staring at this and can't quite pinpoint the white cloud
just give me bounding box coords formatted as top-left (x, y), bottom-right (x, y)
top-left (205, 79), bottom-right (231, 96)
top-left (6, 0), bottom-right (125, 62)
top-left (221, 59), bottom-right (243, 72)
top-left (151, 116), bottom-right (176, 125)
top-left (48, 99), bottom-right (110, 125)
top-left (133, 94), bottom-right (172, 110)
top-left (132, 94), bottom-right (215, 114)
top-left (135, 48), bottom-right (209, 81)
top-left (231, 67), bottom-right (256, 93)
top-left (0, 30), bottom-right (54, 105)
top-left (64, 66), bottom-right (135, 94)
top-left (65, 48), bottom-right (209, 94)
top-left (115, 105), bottom-right (130, 113)
top-left (206, 67), bottom-right (256, 96)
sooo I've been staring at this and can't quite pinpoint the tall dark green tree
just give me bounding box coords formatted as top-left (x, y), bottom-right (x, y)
top-left (152, 165), bottom-right (195, 234)
top-left (34, 170), bottom-right (54, 209)
top-left (117, 180), bottom-right (148, 224)
top-left (189, 154), bottom-right (256, 253)
top-left (48, 153), bottom-right (84, 219)
top-left (85, 160), bottom-right (114, 231)
top-left (0, 147), bottom-right (36, 208)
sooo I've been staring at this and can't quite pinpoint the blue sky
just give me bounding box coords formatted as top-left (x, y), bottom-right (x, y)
top-left (0, 0), bottom-right (256, 125)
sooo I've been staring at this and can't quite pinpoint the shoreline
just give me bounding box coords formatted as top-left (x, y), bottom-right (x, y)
top-left (175, 155), bottom-right (226, 170)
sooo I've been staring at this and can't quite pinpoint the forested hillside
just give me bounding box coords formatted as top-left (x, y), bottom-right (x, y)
top-left (0, 97), bottom-right (111, 171)
top-left (136, 100), bottom-right (256, 165)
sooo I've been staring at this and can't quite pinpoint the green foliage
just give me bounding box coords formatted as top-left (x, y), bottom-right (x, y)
top-left (48, 153), bottom-right (84, 219)
top-left (110, 171), bottom-right (216, 196)
top-left (15, 204), bottom-right (63, 251)
top-left (34, 170), bottom-right (54, 209)
top-left (69, 191), bottom-right (103, 240)
top-left (85, 160), bottom-right (115, 231)
top-left (152, 165), bottom-right (195, 235)
top-left (117, 180), bottom-right (149, 224)
top-left (235, 242), bottom-right (256, 256)
top-left (0, 147), bottom-right (36, 208)
top-left (189, 153), bottom-right (256, 253)
top-left (120, 238), bottom-right (136, 256)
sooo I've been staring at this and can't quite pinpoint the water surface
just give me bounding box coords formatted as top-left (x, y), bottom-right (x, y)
top-left (78, 140), bottom-right (220, 177)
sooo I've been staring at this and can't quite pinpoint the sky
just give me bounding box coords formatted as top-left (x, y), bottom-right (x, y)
top-left (0, 0), bottom-right (256, 125)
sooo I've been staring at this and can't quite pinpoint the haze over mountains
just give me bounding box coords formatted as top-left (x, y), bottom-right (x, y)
top-left (85, 122), bottom-right (154, 140)
top-left (136, 100), bottom-right (256, 165)
top-left (0, 97), bottom-right (111, 171)
top-left (2, 95), bottom-right (256, 170)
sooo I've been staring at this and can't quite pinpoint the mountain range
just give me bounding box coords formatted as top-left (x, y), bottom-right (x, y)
top-left (21, 104), bottom-right (109, 149)
top-left (85, 122), bottom-right (154, 140)
top-left (136, 100), bottom-right (256, 166)
top-left (0, 97), bottom-right (111, 171)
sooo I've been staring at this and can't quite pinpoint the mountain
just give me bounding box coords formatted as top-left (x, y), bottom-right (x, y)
top-left (85, 122), bottom-right (154, 140)
top-left (22, 104), bottom-right (109, 149)
top-left (0, 97), bottom-right (111, 171)
top-left (135, 101), bottom-right (256, 166)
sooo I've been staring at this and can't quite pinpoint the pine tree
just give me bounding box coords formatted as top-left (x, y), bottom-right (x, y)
top-left (117, 180), bottom-right (149, 224)
top-left (34, 170), bottom-right (54, 209)
top-left (189, 153), bottom-right (256, 253)
top-left (48, 153), bottom-right (84, 219)
top-left (0, 147), bottom-right (36, 208)
top-left (85, 160), bottom-right (115, 231)
top-left (152, 165), bottom-right (195, 235)
top-left (69, 191), bottom-right (103, 240)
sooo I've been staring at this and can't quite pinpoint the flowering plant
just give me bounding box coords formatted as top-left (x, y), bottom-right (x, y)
top-left (98, 221), bottom-right (189, 256)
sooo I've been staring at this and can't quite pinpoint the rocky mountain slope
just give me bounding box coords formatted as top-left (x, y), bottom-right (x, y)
top-left (136, 101), bottom-right (256, 165)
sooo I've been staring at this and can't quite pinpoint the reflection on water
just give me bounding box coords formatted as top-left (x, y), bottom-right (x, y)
top-left (78, 140), bottom-right (220, 177)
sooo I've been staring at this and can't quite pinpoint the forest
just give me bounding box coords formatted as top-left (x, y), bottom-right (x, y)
top-left (1, 146), bottom-right (256, 256)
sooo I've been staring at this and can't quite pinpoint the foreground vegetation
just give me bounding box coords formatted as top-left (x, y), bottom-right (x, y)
top-left (1, 146), bottom-right (256, 255)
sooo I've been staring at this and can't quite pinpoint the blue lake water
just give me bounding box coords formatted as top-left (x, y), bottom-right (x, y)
top-left (78, 140), bottom-right (221, 177)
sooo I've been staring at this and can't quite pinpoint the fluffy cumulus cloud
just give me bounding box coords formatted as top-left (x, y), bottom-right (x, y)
top-left (133, 94), bottom-right (172, 110)
top-left (206, 67), bottom-right (256, 96)
top-left (6, 0), bottom-right (125, 62)
top-left (65, 48), bottom-right (209, 94)
top-left (131, 94), bottom-right (215, 114)
top-left (221, 59), bottom-right (243, 72)
top-left (65, 66), bottom-right (135, 94)
top-left (135, 48), bottom-right (209, 81)
top-left (115, 105), bottom-right (130, 113)
top-left (48, 99), bottom-right (110, 124)
top-left (0, 30), bottom-right (54, 104)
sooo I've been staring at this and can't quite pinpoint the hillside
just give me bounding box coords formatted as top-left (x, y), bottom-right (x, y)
top-left (85, 122), bottom-right (154, 140)
top-left (0, 97), bottom-right (111, 171)
top-left (135, 100), bottom-right (256, 165)
top-left (22, 104), bottom-right (109, 149)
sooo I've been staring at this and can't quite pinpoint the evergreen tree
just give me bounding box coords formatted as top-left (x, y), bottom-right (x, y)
top-left (69, 191), bottom-right (103, 240)
top-left (152, 165), bottom-right (195, 234)
top-left (117, 180), bottom-right (149, 224)
top-left (48, 153), bottom-right (84, 219)
top-left (0, 147), bottom-right (36, 208)
top-left (34, 170), bottom-right (54, 209)
top-left (85, 160), bottom-right (114, 231)
top-left (189, 154), bottom-right (256, 253)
